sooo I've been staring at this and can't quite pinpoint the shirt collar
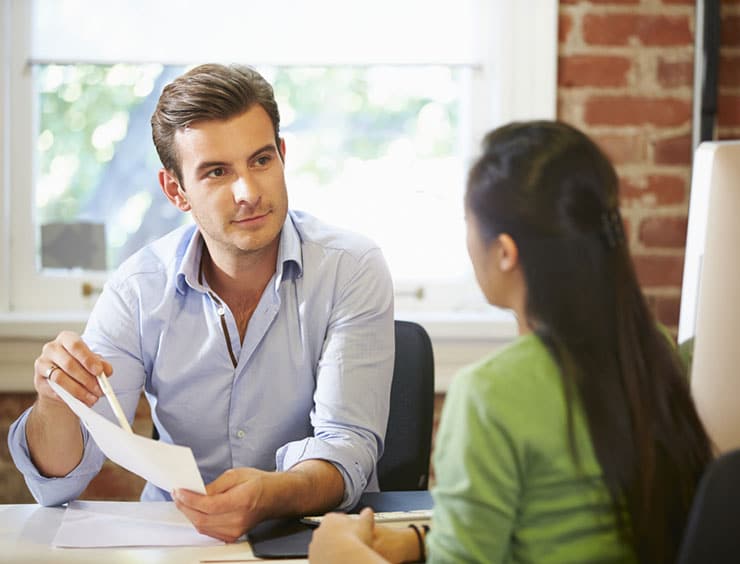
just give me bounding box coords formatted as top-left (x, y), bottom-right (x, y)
top-left (176, 229), bottom-right (206, 295)
top-left (175, 213), bottom-right (303, 296)
top-left (276, 211), bottom-right (304, 283)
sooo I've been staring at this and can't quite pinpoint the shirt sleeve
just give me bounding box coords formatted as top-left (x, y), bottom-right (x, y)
top-left (275, 247), bottom-right (395, 510)
top-left (6, 280), bottom-right (146, 507)
top-left (6, 407), bottom-right (105, 507)
top-left (427, 369), bottom-right (522, 564)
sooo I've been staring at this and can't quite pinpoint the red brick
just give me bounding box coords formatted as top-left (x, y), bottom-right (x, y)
top-left (622, 216), bottom-right (632, 242)
top-left (559, 13), bottom-right (573, 44)
top-left (594, 132), bottom-right (647, 165)
top-left (657, 58), bottom-right (693, 88)
top-left (562, 0), bottom-right (643, 3)
top-left (722, 16), bottom-right (740, 47)
top-left (639, 216), bottom-right (688, 248)
top-left (718, 130), bottom-right (740, 140)
top-left (720, 54), bottom-right (740, 88)
top-left (652, 133), bottom-right (693, 166)
top-left (583, 14), bottom-right (692, 46)
top-left (81, 462), bottom-right (145, 501)
top-left (585, 96), bottom-right (691, 126)
top-left (661, 0), bottom-right (695, 4)
top-left (718, 94), bottom-right (740, 127)
top-left (559, 55), bottom-right (632, 87)
top-left (646, 294), bottom-right (682, 327)
top-left (620, 175), bottom-right (686, 206)
top-left (0, 393), bottom-right (35, 420)
top-left (0, 467), bottom-right (36, 504)
top-left (633, 254), bottom-right (685, 287)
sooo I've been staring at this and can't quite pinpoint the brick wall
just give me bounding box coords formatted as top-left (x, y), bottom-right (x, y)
top-left (0, 393), bottom-right (151, 503)
top-left (1, 0), bottom-right (739, 504)
top-left (559, 0), bottom-right (740, 329)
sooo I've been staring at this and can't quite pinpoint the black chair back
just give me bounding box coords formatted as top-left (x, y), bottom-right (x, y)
top-left (376, 320), bottom-right (435, 491)
top-left (676, 448), bottom-right (740, 563)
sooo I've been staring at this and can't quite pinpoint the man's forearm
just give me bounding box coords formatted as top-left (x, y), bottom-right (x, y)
top-left (25, 398), bottom-right (84, 477)
top-left (267, 459), bottom-right (345, 517)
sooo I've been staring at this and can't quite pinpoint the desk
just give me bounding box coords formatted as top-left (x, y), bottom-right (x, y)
top-left (0, 504), bottom-right (300, 563)
top-left (1, 493), bottom-right (432, 563)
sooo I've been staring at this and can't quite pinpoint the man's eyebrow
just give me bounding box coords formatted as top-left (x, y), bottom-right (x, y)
top-left (248, 144), bottom-right (278, 160)
top-left (195, 160), bottom-right (229, 174)
top-left (194, 145), bottom-right (277, 174)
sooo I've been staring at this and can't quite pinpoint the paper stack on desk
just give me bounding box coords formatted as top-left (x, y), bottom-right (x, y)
top-left (53, 501), bottom-right (223, 547)
top-left (48, 379), bottom-right (206, 495)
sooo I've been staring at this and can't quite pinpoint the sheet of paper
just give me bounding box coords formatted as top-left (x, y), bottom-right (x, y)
top-left (49, 379), bottom-right (206, 495)
top-left (53, 501), bottom-right (222, 547)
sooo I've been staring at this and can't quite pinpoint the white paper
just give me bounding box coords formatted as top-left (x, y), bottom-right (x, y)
top-left (49, 379), bottom-right (206, 495)
top-left (53, 501), bottom-right (222, 547)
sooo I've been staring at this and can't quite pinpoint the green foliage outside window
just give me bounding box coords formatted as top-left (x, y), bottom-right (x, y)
top-left (35, 64), bottom-right (461, 270)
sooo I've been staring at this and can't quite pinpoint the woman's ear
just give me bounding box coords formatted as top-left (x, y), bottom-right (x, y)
top-left (496, 233), bottom-right (519, 272)
top-left (159, 169), bottom-right (191, 211)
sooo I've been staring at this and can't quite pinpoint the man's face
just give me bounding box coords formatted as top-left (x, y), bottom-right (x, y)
top-left (171, 105), bottom-right (288, 261)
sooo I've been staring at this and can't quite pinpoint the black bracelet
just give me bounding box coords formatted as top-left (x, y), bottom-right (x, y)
top-left (408, 523), bottom-right (427, 562)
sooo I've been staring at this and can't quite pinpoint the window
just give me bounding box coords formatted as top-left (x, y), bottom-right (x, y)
top-left (1, 0), bottom-right (557, 334)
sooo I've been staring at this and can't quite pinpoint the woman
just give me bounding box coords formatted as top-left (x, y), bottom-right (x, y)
top-left (308, 121), bottom-right (712, 563)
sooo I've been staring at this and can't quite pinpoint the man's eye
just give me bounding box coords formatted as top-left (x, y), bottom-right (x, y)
top-left (208, 168), bottom-right (225, 177)
top-left (255, 155), bottom-right (271, 166)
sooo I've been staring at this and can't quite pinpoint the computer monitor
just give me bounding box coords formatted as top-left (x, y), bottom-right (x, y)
top-left (678, 140), bottom-right (740, 453)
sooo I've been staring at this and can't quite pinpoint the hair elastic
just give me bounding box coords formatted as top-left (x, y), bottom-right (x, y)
top-left (408, 523), bottom-right (427, 562)
top-left (601, 208), bottom-right (625, 249)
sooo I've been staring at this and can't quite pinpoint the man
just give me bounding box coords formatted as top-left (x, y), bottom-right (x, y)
top-left (8, 64), bottom-right (395, 543)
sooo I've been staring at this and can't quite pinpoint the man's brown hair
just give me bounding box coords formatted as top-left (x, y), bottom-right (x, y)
top-left (151, 64), bottom-right (281, 182)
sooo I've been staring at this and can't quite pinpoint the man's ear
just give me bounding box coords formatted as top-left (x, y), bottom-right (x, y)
top-left (159, 169), bottom-right (190, 211)
top-left (279, 137), bottom-right (286, 162)
top-left (496, 233), bottom-right (519, 272)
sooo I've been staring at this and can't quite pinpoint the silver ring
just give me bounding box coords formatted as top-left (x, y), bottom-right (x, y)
top-left (44, 364), bottom-right (60, 380)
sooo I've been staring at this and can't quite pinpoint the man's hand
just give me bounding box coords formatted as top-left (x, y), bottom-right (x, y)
top-left (173, 460), bottom-right (345, 543)
top-left (173, 467), bottom-right (272, 543)
top-left (34, 330), bottom-right (112, 408)
top-left (26, 330), bottom-right (113, 477)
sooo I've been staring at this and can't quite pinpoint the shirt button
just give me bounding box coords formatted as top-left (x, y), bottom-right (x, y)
top-left (236, 430), bottom-right (245, 439)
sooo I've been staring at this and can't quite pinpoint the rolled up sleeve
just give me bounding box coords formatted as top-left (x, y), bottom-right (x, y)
top-left (7, 408), bottom-right (105, 507)
top-left (276, 247), bottom-right (394, 510)
top-left (7, 281), bottom-right (145, 507)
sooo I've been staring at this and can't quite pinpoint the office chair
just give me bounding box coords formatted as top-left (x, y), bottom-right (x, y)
top-left (376, 320), bottom-right (435, 491)
top-left (676, 448), bottom-right (740, 564)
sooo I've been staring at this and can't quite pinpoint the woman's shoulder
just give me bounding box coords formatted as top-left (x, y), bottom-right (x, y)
top-left (456, 334), bottom-right (559, 391)
top-left (448, 334), bottom-right (566, 421)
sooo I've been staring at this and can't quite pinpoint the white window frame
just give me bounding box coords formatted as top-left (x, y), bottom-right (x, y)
top-left (0, 0), bottom-right (557, 346)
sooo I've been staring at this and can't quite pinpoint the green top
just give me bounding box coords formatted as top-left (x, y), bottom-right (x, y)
top-left (427, 334), bottom-right (636, 564)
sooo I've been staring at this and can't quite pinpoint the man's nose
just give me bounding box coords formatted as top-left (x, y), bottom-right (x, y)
top-left (232, 176), bottom-right (259, 206)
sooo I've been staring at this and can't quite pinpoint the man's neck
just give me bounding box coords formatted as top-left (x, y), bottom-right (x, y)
top-left (200, 240), bottom-right (279, 341)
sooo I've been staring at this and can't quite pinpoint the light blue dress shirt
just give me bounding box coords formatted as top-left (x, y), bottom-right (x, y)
top-left (9, 210), bottom-right (395, 509)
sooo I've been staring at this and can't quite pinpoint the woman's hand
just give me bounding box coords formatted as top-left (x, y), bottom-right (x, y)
top-left (309, 508), bottom-right (389, 563)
